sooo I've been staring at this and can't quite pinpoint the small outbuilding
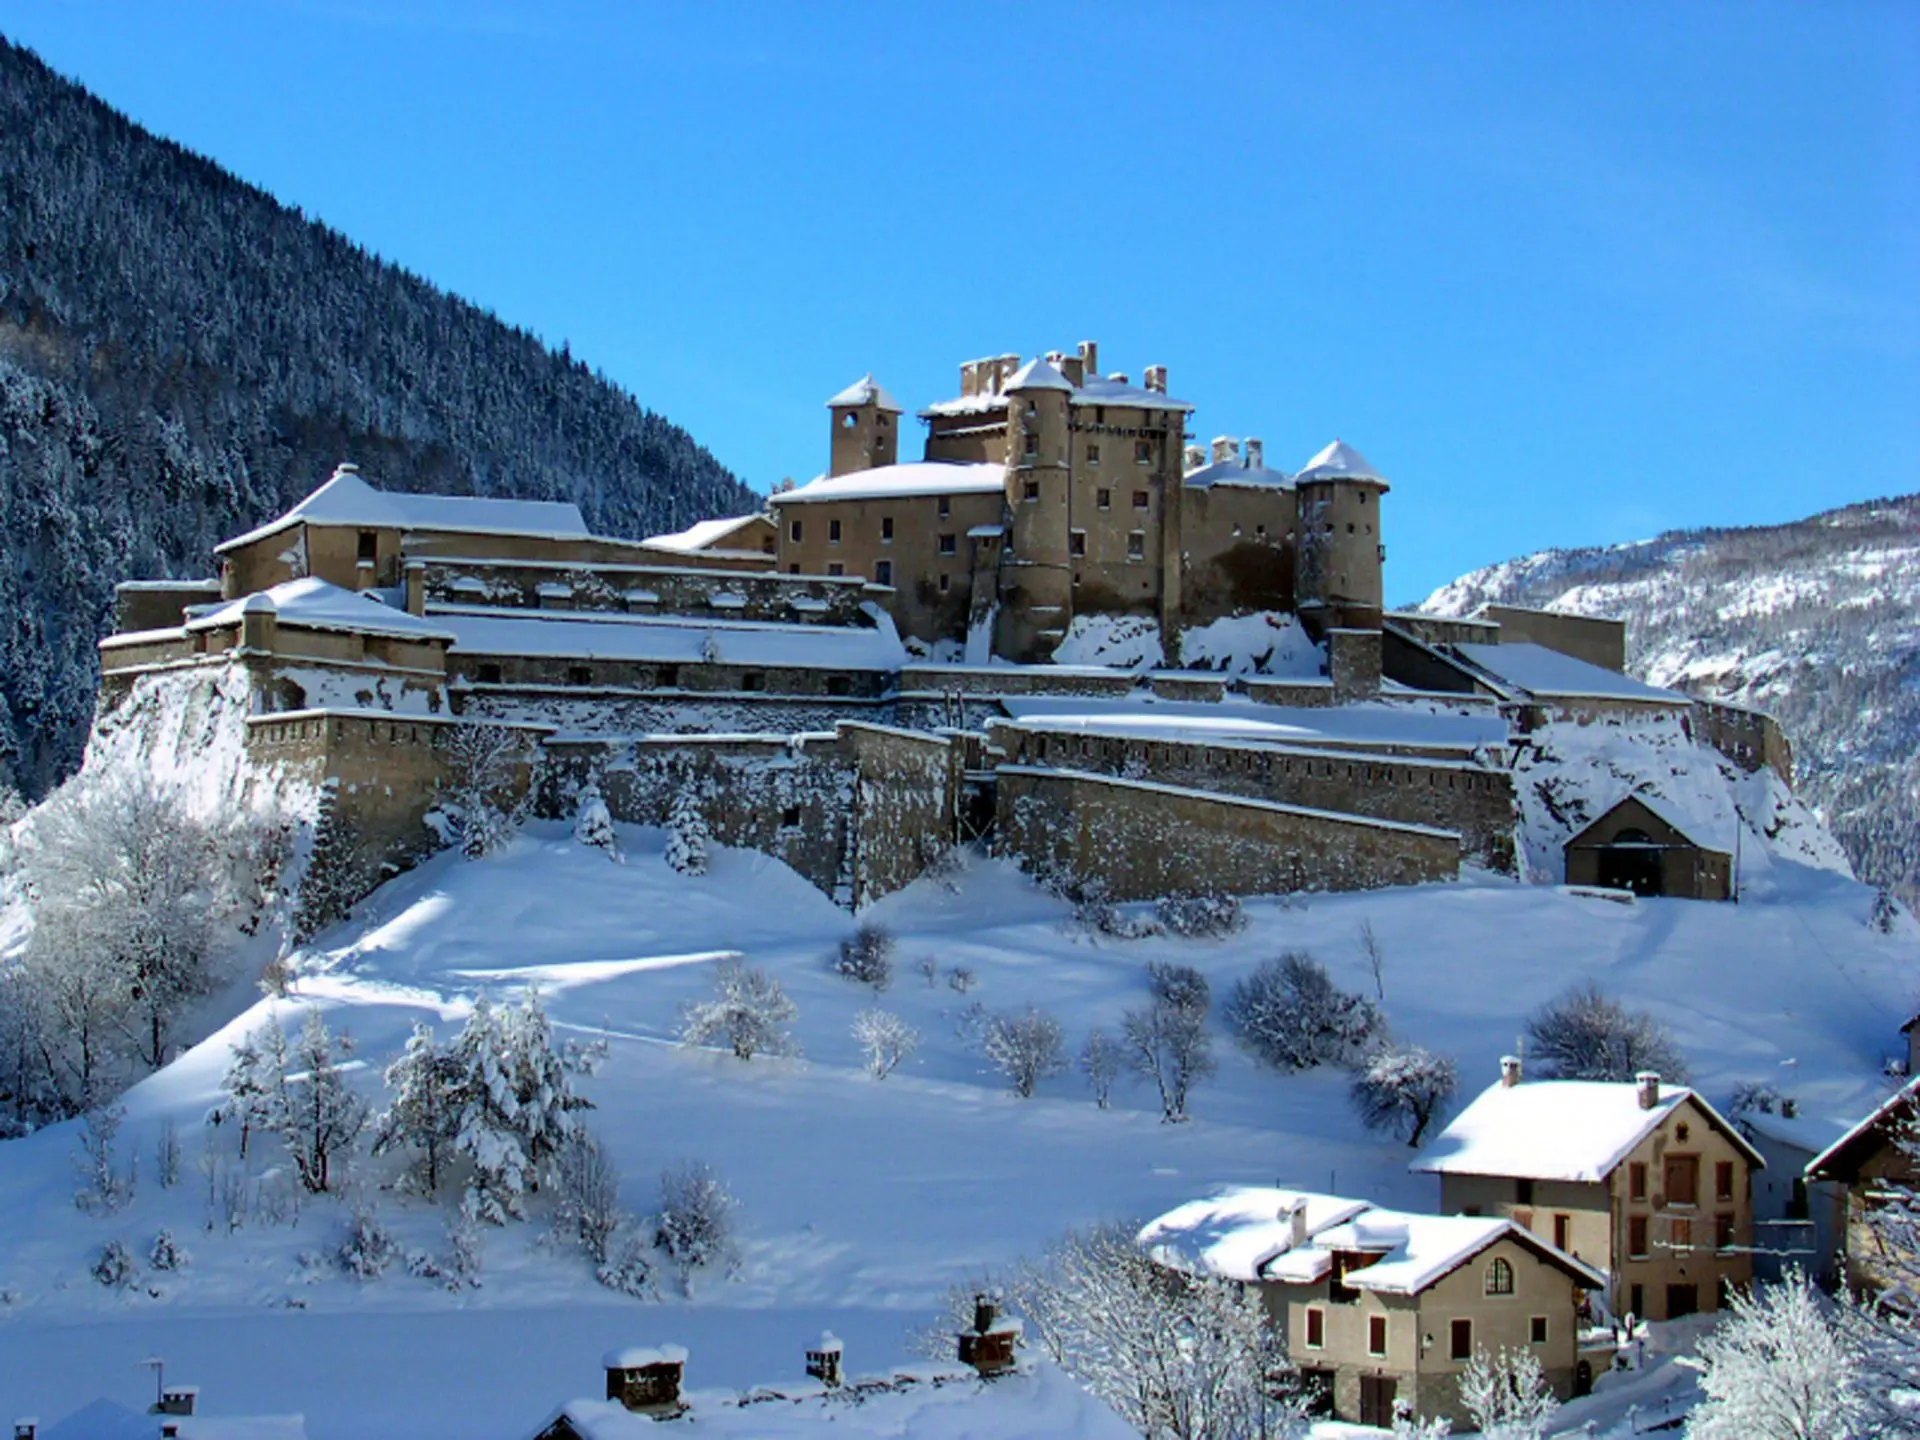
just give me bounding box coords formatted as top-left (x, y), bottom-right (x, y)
top-left (1563, 795), bottom-right (1733, 901)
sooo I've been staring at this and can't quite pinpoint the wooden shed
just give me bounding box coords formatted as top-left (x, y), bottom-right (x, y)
top-left (1564, 795), bottom-right (1732, 900)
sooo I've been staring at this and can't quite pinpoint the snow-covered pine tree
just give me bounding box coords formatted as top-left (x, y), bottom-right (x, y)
top-left (501, 987), bottom-right (591, 1182)
top-left (221, 1026), bottom-right (285, 1161)
top-left (574, 785), bottom-right (620, 861)
top-left (276, 1011), bottom-right (369, 1195)
top-left (664, 793), bottom-right (710, 876)
top-left (372, 1023), bottom-right (463, 1195)
top-left (449, 995), bottom-right (532, 1225)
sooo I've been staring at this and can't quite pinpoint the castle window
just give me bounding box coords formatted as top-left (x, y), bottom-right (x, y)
top-left (657, 664), bottom-right (679, 687)
top-left (1629, 1216), bottom-right (1649, 1258)
top-left (357, 530), bottom-right (378, 565)
top-left (1097, 488), bottom-right (1111, 509)
top-left (1088, 444), bottom-right (1101, 464)
top-left (938, 496), bottom-right (952, 519)
top-left (740, 671), bottom-right (764, 692)
top-left (878, 412), bottom-right (889, 428)
top-left (826, 675), bottom-right (851, 697)
top-left (476, 662), bottom-right (502, 685)
top-left (881, 517), bottom-right (894, 542)
top-left (568, 665), bottom-right (591, 686)
top-left (1127, 531), bottom-right (1145, 560)
top-left (874, 560), bottom-right (893, 586)
top-left (830, 519), bottom-right (842, 544)
top-left (1135, 440), bottom-right (1152, 464)
top-left (1023, 480), bottom-right (1039, 502)
top-left (939, 534), bottom-right (956, 555)
top-left (1069, 531), bottom-right (1086, 557)
top-left (781, 805), bottom-right (800, 827)
top-left (790, 519), bottom-right (803, 542)
top-left (1485, 1257), bottom-right (1514, 1296)
top-left (938, 573), bottom-right (950, 592)
top-left (789, 563), bottom-right (801, 574)
top-left (828, 563), bottom-right (844, 576)
top-left (1133, 490), bottom-right (1149, 509)
top-left (1024, 432), bottom-right (1039, 456)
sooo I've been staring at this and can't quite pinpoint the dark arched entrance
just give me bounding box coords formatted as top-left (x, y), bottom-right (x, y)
top-left (1595, 828), bottom-right (1664, 896)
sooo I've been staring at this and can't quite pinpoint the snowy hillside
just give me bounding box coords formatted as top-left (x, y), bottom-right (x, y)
top-left (1424, 492), bottom-right (1920, 905)
top-left (0, 819), bottom-right (1912, 1437)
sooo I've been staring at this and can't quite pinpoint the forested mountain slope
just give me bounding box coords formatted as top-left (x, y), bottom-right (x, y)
top-left (1424, 493), bottom-right (1920, 904)
top-left (0, 38), bottom-right (756, 796)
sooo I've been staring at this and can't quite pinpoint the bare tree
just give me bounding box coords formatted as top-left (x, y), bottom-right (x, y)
top-left (1081, 1028), bottom-right (1122, 1109)
top-left (1122, 997), bottom-right (1216, 1123)
top-left (678, 959), bottom-right (797, 1061)
top-left (1457, 1347), bottom-right (1557, 1440)
top-left (1525, 982), bottom-right (1689, 1083)
top-left (655, 1160), bottom-right (737, 1277)
top-left (276, 1011), bottom-right (368, 1194)
top-left (1225, 952), bottom-right (1382, 1073)
top-left (851, 1009), bottom-right (919, 1079)
top-left (551, 1130), bottom-right (627, 1264)
top-left (1359, 920), bottom-right (1386, 1003)
top-left (981, 1007), bottom-right (1066, 1098)
top-left (440, 723), bottom-right (524, 859)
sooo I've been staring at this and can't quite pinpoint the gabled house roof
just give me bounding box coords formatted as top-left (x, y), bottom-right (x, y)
top-left (1415, 1077), bottom-right (1764, 1184)
top-left (1807, 1077), bottom-right (1920, 1182)
top-left (216, 467), bottom-right (591, 554)
top-left (1449, 642), bottom-right (1687, 707)
top-left (641, 514), bottom-right (772, 554)
top-left (186, 576), bottom-right (457, 643)
top-left (768, 462), bottom-right (1006, 505)
top-left (1565, 792), bottom-right (1731, 857)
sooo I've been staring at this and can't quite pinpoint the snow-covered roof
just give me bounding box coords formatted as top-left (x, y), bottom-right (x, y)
top-left (921, 367), bottom-right (1195, 417)
top-left (770, 463), bottom-right (1006, 505)
top-left (642, 515), bottom-right (770, 553)
top-left (1807, 1078), bottom-right (1920, 1181)
top-left (1452, 643), bottom-right (1688, 705)
top-left (826, 374), bottom-right (903, 412)
top-left (998, 696), bottom-right (1510, 754)
top-left (1417, 1077), bottom-right (1761, 1183)
top-left (1735, 1106), bottom-right (1848, 1158)
top-left (216, 468), bottom-right (591, 554)
top-left (1181, 459), bottom-right (1293, 490)
top-left (1293, 440), bottom-right (1388, 487)
top-left (38, 1399), bottom-right (308, 1439)
top-left (187, 577), bottom-right (457, 643)
top-left (1566, 790), bottom-right (1734, 856)
top-left (1005, 357), bottom-right (1073, 392)
top-left (1137, 1186), bottom-right (1603, 1295)
top-left (438, 610), bottom-right (906, 672)
top-left (604, 1344), bottom-right (688, 1369)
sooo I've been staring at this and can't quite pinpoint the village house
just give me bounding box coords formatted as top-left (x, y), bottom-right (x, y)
top-left (1563, 794), bottom-right (1735, 902)
top-left (1137, 1186), bottom-right (1606, 1429)
top-left (1805, 1076), bottom-right (1920, 1300)
top-left (1732, 1100), bottom-right (1846, 1286)
top-left (1416, 1061), bottom-right (1763, 1323)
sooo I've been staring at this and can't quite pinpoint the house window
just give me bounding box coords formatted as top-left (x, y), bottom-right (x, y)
top-left (1666, 1156), bottom-right (1700, 1208)
top-left (790, 519), bottom-right (803, 542)
top-left (357, 529), bottom-right (378, 564)
top-left (1132, 489), bottom-right (1149, 509)
top-left (829, 519), bottom-right (842, 544)
top-left (1553, 1214), bottom-right (1571, 1252)
top-left (788, 563), bottom-right (801, 574)
top-left (1127, 531), bottom-right (1145, 560)
top-left (1629, 1216), bottom-right (1650, 1259)
top-left (828, 563), bottom-right (844, 576)
top-left (1134, 439), bottom-right (1152, 464)
top-left (1368, 1315), bottom-right (1388, 1357)
top-left (938, 496), bottom-right (951, 519)
top-left (1088, 444), bottom-right (1101, 464)
top-left (1715, 1161), bottom-right (1734, 1202)
top-left (740, 671), bottom-right (764, 692)
top-left (1305, 1308), bottom-right (1324, 1349)
top-left (1450, 1318), bottom-right (1472, 1361)
top-left (874, 560), bottom-right (893, 586)
top-left (1716, 1212), bottom-right (1735, 1252)
top-left (881, 517), bottom-right (894, 542)
top-left (1530, 1316), bottom-right (1549, 1345)
top-left (1630, 1162), bottom-right (1648, 1201)
top-left (1485, 1257), bottom-right (1514, 1296)
top-left (656, 664), bottom-right (679, 688)
top-left (567, 665), bottom-right (591, 686)
top-left (1024, 431), bottom-right (1039, 456)
top-left (1097, 487), bottom-right (1112, 509)
top-left (476, 662), bottom-right (502, 685)
top-left (1672, 1217), bottom-right (1693, 1250)
top-left (780, 805), bottom-right (800, 827)
top-left (1023, 479), bottom-right (1039, 502)
top-left (1069, 531), bottom-right (1086, 557)
top-left (939, 534), bottom-right (957, 555)
top-left (826, 675), bottom-right (851, 697)
top-left (938, 573), bottom-right (950, 593)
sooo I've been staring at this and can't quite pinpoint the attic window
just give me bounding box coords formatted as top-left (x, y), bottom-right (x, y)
top-left (1023, 480), bottom-right (1039, 502)
top-left (1024, 432), bottom-right (1039, 456)
top-left (357, 530), bottom-right (377, 564)
top-left (1485, 1257), bottom-right (1514, 1296)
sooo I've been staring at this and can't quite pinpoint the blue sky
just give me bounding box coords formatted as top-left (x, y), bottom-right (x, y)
top-left (2, 2), bottom-right (1914, 600)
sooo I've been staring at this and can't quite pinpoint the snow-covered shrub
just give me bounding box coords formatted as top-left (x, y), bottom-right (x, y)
top-left (257, 953), bottom-right (295, 999)
top-left (1146, 961), bottom-right (1211, 1017)
top-left (852, 1009), bottom-right (919, 1079)
top-left (72, 1104), bottom-right (133, 1214)
top-left (835, 922), bottom-right (895, 991)
top-left (678, 959), bottom-right (797, 1061)
top-left (1350, 1043), bottom-right (1459, 1146)
top-left (664, 793), bottom-right (710, 876)
top-left (1081, 1028), bottom-right (1122, 1109)
top-left (1073, 888), bottom-right (1163, 941)
top-left (596, 1229), bottom-right (656, 1299)
top-left (573, 784), bottom-right (620, 861)
top-left (1155, 894), bottom-right (1245, 939)
top-left (338, 1206), bottom-right (399, 1280)
top-left (918, 955), bottom-right (939, 987)
top-left (92, 1238), bottom-right (137, 1289)
top-left (278, 1012), bottom-right (368, 1194)
top-left (373, 1023), bottom-right (462, 1196)
top-left (220, 1026), bottom-right (285, 1162)
top-left (148, 1228), bottom-right (189, 1272)
top-left (1122, 997), bottom-right (1215, 1123)
top-left (442, 723), bottom-right (524, 859)
top-left (982, 1007), bottom-right (1067, 1098)
top-left (1458, 1347), bottom-right (1557, 1440)
top-left (1392, 1406), bottom-right (1451, 1438)
top-left (655, 1160), bottom-right (737, 1275)
top-left (1005, 1224), bottom-right (1307, 1440)
top-left (1525, 982), bottom-right (1690, 1083)
top-left (445, 1215), bottom-right (484, 1289)
top-left (1689, 1271), bottom-right (1861, 1440)
top-left (946, 965), bottom-right (977, 994)
top-left (1225, 952), bottom-right (1382, 1072)
top-left (1729, 1080), bottom-right (1794, 1117)
top-left (1871, 887), bottom-right (1907, 934)
top-left (551, 1130), bottom-right (627, 1264)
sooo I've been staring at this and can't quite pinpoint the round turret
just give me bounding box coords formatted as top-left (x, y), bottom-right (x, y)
top-left (1292, 439), bottom-right (1389, 633)
top-left (998, 357), bottom-right (1076, 660)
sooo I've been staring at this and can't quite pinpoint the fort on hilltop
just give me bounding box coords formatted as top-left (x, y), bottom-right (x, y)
top-left (96, 342), bottom-right (1794, 928)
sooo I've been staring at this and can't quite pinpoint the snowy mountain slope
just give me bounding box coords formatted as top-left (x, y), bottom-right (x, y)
top-left (0, 822), bottom-right (1911, 1437)
top-left (1423, 492), bottom-right (1920, 905)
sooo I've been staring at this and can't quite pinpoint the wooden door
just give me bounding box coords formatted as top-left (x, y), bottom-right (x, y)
top-left (1358, 1374), bottom-right (1398, 1427)
top-left (1666, 1283), bottom-right (1699, 1319)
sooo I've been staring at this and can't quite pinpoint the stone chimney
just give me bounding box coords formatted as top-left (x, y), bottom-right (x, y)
top-left (1782, 1097), bottom-right (1799, 1119)
top-left (960, 360), bottom-right (980, 398)
top-left (1501, 1054), bottom-right (1523, 1088)
top-left (1078, 340), bottom-right (1099, 379)
top-left (1144, 364), bottom-right (1167, 394)
top-left (1184, 443), bottom-right (1207, 474)
top-left (806, 1332), bottom-right (844, 1388)
top-left (15, 1419), bottom-right (38, 1440)
top-left (604, 1346), bottom-right (688, 1416)
top-left (1245, 438), bottom-right (1264, 471)
top-left (1636, 1072), bottom-right (1661, 1110)
top-left (957, 1293), bottom-right (1019, 1377)
top-left (155, 1387), bottom-right (197, 1418)
top-left (1288, 1199), bottom-right (1309, 1248)
top-left (1107, 372), bottom-right (1129, 386)
top-left (1210, 435), bottom-right (1239, 465)
top-left (1060, 353), bottom-right (1085, 387)
top-left (161, 1426), bottom-right (179, 1440)
top-left (238, 591), bottom-right (278, 653)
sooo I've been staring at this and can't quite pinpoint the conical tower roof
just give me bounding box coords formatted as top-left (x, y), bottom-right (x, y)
top-left (826, 374), bottom-right (903, 412)
top-left (1005, 356), bottom-right (1073, 392)
top-left (1294, 439), bottom-right (1388, 487)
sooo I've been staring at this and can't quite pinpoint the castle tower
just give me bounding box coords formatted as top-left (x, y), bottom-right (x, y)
top-left (997, 356), bottom-right (1075, 662)
top-left (1292, 439), bottom-right (1390, 634)
top-left (826, 375), bottom-right (903, 477)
